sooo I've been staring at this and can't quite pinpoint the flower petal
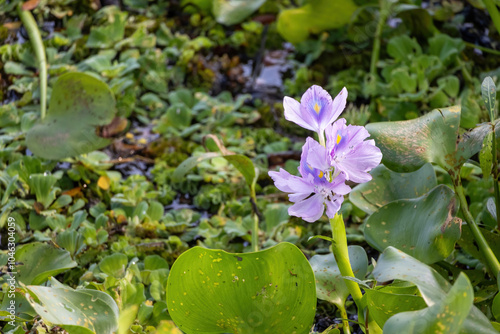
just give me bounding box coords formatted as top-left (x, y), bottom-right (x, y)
top-left (319, 87), bottom-right (347, 133)
top-left (325, 194), bottom-right (344, 219)
top-left (284, 96), bottom-right (316, 132)
top-left (334, 141), bottom-right (382, 183)
top-left (288, 193), bottom-right (325, 222)
top-left (269, 169), bottom-right (315, 194)
top-left (305, 138), bottom-right (330, 172)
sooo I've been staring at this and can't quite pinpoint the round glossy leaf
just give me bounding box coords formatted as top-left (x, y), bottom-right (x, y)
top-left (366, 107), bottom-right (460, 172)
top-left (373, 247), bottom-right (498, 334)
top-left (27, 280), bottom-right (119, 334)
top-left (26, 72), bottom-right (115, 160)
top-left (16, 242), bottom-right (77, 285)
top-left (364, 185), bottom-right (461, 264)
top-left (383, 273), bottom-right (473, 334)
top-left (310, 246), bottom-right (368, 308)
top-left (350, 164), bottom-right (436, 214)
top-left (167, 242), bottom-right (316, 334)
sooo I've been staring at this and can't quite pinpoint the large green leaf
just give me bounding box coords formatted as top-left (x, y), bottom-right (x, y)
top-left (364, 185), bottom-right (460, 264)
top-left (366, 106), bottom-right (460, 172)
top-left (349, 164), bottom-right (436, 214)
top-left (365, 285), bottom-right (427, 328)
top-left (212, 0), bottom-right (266, 25)
top-left (26, 278), bottom-right (119, 334)
top-left (166, 242), bottom-right (316, 334)
top-left (372, 247), bottom-right (498, 334)
top-left (310, 246), bottom-right (368, 308)
top-left (277, 0), bottom-right (358, 44)
top-left (26, 72), bottom-right (116, 160)
top-left (383, 273), bottom-right (473, 334)
top-left (16, 242), bottom-right (77, 285)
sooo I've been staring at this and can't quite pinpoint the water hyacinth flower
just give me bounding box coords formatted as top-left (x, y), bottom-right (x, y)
top-left (269, 138), bottom-right (351, 222)
top-left (284, 85), bottom-right (347, 140)
top-left (307, 118), bottom-right (383, 183)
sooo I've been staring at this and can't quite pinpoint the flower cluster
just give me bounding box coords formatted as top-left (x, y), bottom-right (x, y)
top-left (269, 85), bottom-right (382, 222)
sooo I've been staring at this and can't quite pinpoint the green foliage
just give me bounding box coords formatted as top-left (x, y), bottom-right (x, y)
top-left (277, 0), bottom-right (358, 44)
top-left (166, 243), bottom-right (316, 333)
top-left (350, 163), bottom-right (436, 214)
top-left (26, 278), bottom-right (119, 334)
top-left (212, 0), bottom-right (266, 25)
top-left (26, 72), bottom-right (116, 160)
top-left (310, 246), bottom-right (368, 307)
top-left (16, 242), bottom-right (77, 285)
top-left (373, 247), bottom-right (498, 333)
top-left (2, 1), bottom-right (500, 333)
top-left (364, 185), bottom-right (461, 264)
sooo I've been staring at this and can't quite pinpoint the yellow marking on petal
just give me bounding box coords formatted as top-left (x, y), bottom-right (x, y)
top-left (318, 171), bottom-right (324, 178)
top-left (313, 103), bottom-right (321, 113)
top-left (336, 134), bottom-right (342, 144)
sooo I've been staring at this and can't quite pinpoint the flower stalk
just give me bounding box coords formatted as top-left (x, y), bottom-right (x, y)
top-left (330, 214), bottom-right (365, 330)
top-left (18, 4), bottom-right (47, 120)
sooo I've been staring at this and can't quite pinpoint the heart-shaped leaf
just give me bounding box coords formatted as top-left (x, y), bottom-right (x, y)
top-left (166, 242), bottom-right (316, 334)
top-left (364, 185), bottom-right (461, 264)
top-left (16, 242), bottom-right (77, 285)
top-left (373, 247), bottom-right (498, 334)
top-left (350, 163), bottom-right (436, 214)
top-left (366, 107), bottom-right (460, 173)
top-left (26, 72), bottom-right (116, 160)
top-left (26, 278), bottom-right (119, 334)
top-left (383, 273), bottom-right (473, 334)
top-left (310, 246), bottom-right (368, 308)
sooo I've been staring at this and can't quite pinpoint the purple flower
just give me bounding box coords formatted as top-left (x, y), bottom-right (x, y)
top-left (284, 85), bottom-right (347, 137)
top-left (268, 138), bottom-right (351, 222)
top-left (307, 118), bottom-right (383, 183)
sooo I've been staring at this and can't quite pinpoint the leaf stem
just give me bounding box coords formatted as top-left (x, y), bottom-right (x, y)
top-left (483, 0), bottom-right (500, 38)
top-left (251, 213), bottom-right (259, 252)
top-left (453, 173), bottom-right (500, 277)
top-left (330, 215), bottom-right (365, 327)
top-left (337, 304), bottom-right (351, 334)
top-left (17, 4), bottom-right (47, 120)
top-left (369, 0), bottom-right (390, 80)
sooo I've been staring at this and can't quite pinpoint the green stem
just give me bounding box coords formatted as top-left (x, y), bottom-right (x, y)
top-left (337, 304), bottom-right (351, 334)
top-left (453, 174), bottom-right (500, 277)
top-left (491, 123), bottom-right (500, 230)
top-left (251, 213), bottom-right (258, 252)
top-left (464, 41), bottom-right (500, 56)
top-left (330, 215), bottom-right (365, 326)
top-left (369, 0), bottom-right (389, 80)
top-left (18, 4), bottom-right (47, 120)
top-left (484, 0), bottom-right (500, 38)
top-left (250, 184), bottom-right (260, 252)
